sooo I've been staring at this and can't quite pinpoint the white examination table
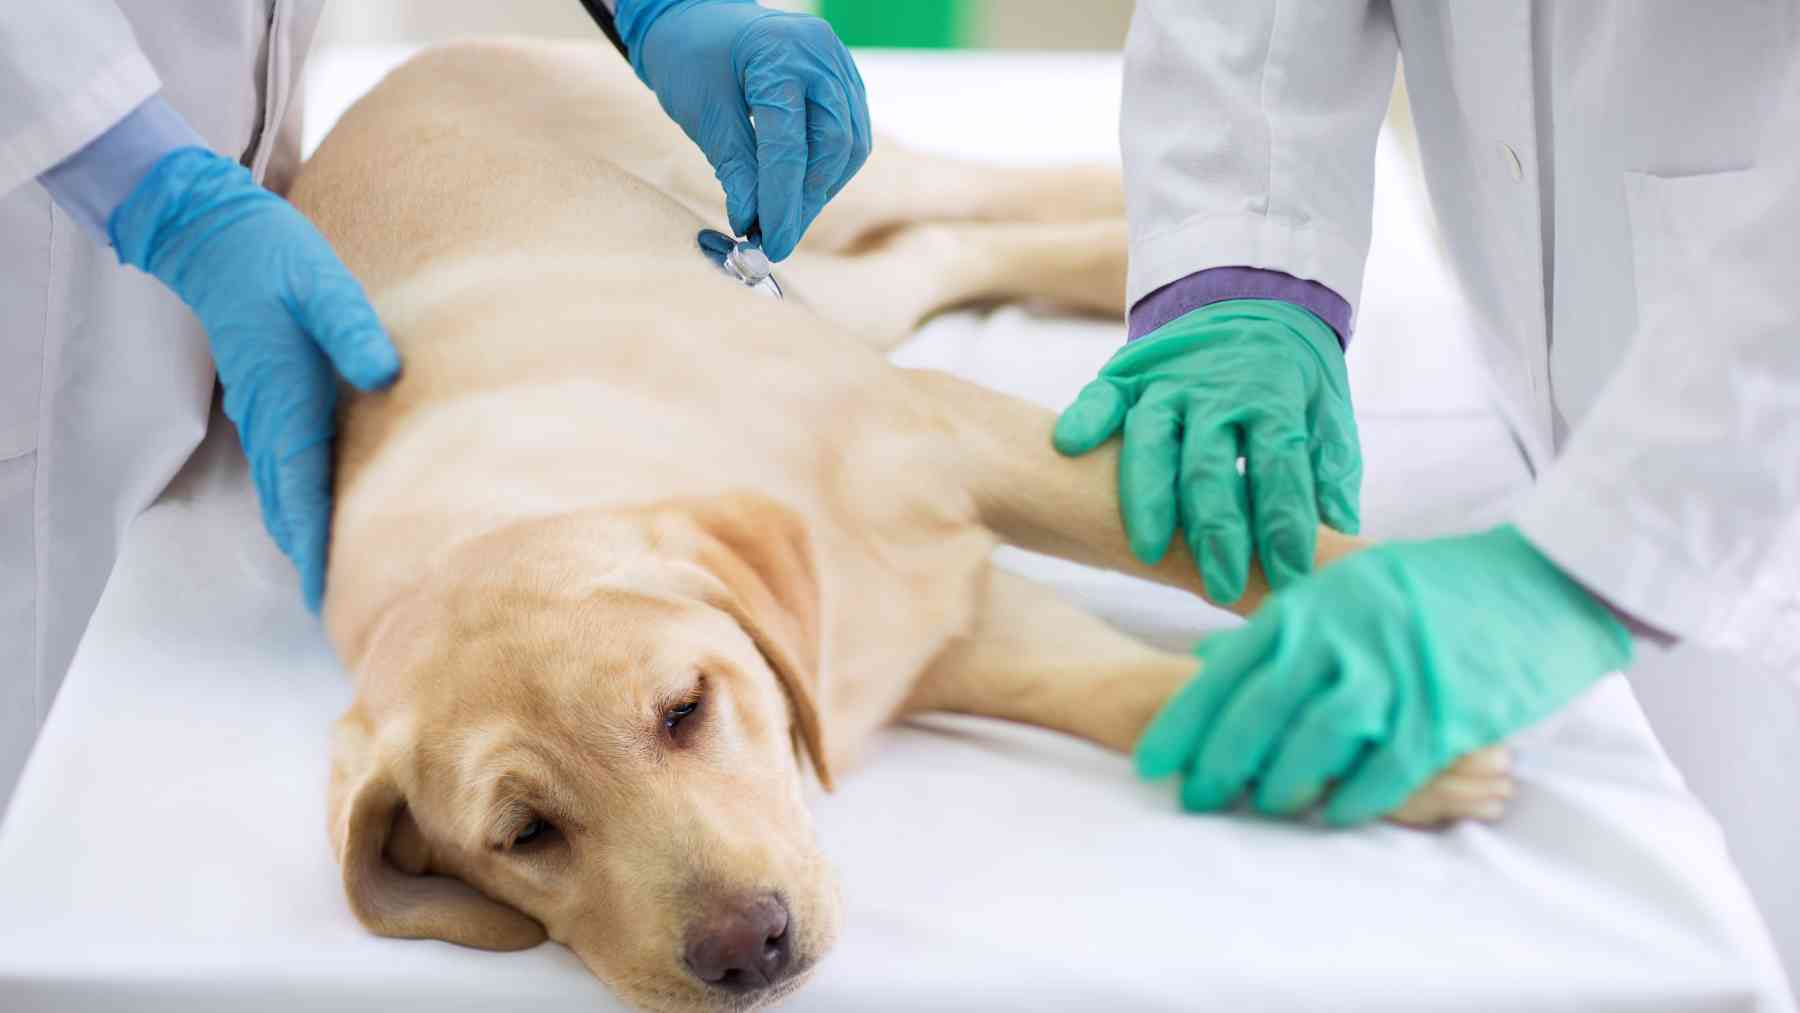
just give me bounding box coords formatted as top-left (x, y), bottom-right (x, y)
top-left (0, 49), bottom-right (1791, 1012)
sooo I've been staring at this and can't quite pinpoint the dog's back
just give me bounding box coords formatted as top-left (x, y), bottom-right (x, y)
top-left (293, 41), bottom-right (723, 295)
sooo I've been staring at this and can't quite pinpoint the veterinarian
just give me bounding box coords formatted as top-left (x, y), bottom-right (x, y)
top-left (1056, 3), bottom-right (1800, 824)
top-left (0, 0), bottom-right (868, 804)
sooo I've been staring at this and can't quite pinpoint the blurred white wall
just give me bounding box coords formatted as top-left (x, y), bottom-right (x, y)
top-left (317, 1), bottom-right (609, 47)
top-left (976, 2), bottom-right (1131, 49)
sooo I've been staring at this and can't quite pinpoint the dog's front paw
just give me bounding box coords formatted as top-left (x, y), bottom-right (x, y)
top-left (1385, 746), bottom-right (1515, 827)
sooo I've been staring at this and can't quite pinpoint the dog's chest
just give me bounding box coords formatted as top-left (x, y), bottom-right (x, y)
top-left (814, 514), bottom-right (996, 769)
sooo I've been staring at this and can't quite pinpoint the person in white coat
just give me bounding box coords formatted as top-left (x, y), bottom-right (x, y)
top-left (1056, 0), bottom-right (1800, 827)
top-left (0, 0), bottom-right (870, 810)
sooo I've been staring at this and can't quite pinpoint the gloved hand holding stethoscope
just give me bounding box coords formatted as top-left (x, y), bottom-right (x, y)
top-left (616, 0), bottom-right (873, 263)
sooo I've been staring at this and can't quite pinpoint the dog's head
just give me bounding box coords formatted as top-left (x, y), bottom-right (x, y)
top-left (327, 493), bottom-right (838, 1012)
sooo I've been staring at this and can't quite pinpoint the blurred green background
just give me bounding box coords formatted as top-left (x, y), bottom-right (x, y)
top-left (819, 0), bottom-right (965, 48)
top-left (318, 1), bottom-right (1134, 50)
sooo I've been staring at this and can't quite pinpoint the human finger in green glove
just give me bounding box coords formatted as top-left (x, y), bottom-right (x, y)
top-left (1054, 300), bottom-right (1361, 605)
top-left (1136, 524), bottom-right (1634, 826)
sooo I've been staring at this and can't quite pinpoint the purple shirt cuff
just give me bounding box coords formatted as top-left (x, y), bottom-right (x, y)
top-left (1129, 267), bottom-right (1354, 347)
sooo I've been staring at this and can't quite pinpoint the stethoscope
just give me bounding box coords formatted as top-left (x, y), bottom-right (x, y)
top-left (696, 228), bottom-right (785, 301)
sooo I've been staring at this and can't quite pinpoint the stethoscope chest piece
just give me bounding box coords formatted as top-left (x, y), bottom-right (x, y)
top-left (697, 228), bottom-right (784, 300)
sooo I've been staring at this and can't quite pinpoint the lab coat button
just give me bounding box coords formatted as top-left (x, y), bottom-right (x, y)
top-left (1501, 142), bottom-right (1524, 182)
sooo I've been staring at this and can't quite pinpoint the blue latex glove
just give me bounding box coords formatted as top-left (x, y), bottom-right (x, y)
top-left (623, 0), bottom-right (871, 261)
top-left (109, 148), bottom-right (401, 612)
top-left (1136, 525), bottom-right (1633, 826)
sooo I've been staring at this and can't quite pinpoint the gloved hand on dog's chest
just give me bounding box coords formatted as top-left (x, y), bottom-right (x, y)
top-left (1134, 524), bottom-right (1634, 826)
top-left (621, 0), bottom-right (872, 263)
top-left (110, 148), bottom-right (401, 613)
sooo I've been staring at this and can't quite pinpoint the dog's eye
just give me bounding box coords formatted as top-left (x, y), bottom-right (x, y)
top-left (664, 699), bottom-right (699, 732)
top-left (663, 683), bottom-right (704, 740)
top-left (512, 818), bottom-right (552, 849)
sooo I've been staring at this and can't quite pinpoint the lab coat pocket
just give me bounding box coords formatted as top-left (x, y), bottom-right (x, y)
top-left (1617, 167), bottom-right (1800, 656)
top-left (1619, 168), bottom-right (1762, 375)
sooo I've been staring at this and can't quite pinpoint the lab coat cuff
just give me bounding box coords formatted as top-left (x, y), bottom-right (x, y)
top-left (1126, 213), bottom-right (1368, 328)
top-left (0, 46), bottom-right (160, 201)
top-left (38, 96), bottom-right (206, 241)
top-left (1516, 475), bottom-right (1800, 672)
top-left (1127, 267), bottom-right (1353, 347)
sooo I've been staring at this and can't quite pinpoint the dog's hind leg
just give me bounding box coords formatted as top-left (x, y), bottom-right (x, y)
top-left (902, 567), bottom-right (1514, 827)
top-left (780, 218), bottom-right (1127, 349)
top-left (799, 151), bottom-right (1124, 254)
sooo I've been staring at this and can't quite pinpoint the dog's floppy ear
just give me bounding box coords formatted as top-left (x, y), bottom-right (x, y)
top-left (661, 492), bottom-right (832, 790)
top-left (328, 717), bottom-right (546, 951)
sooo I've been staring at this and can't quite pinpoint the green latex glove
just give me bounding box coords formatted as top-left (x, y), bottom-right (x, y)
top-left (1136, 525), bottom-right (1633, 826)
top-left (1053, 299), bottom-right (1361, 605)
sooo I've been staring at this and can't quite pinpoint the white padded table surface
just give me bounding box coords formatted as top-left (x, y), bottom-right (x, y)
top-left (1, 49), bottom-right (1791, 1012)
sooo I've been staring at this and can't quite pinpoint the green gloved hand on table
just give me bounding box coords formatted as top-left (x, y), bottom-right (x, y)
top-left (1136, 524), bottom-right (1634, 825)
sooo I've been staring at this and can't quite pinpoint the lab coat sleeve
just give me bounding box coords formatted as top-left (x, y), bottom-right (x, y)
top-left (1120, 0), bottom-right (1398, 312)
top-left (0, 2), bottom-right (161, 200)
top-left (1517, 67), bottom-right (1800, 677)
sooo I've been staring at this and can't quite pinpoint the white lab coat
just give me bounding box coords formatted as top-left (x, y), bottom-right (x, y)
top-left (1124, 0), bottom-right (1800, 975)
top-left (1122, 0), bottom-right (1800, 670)
top-left (0, 1), bottom-right (324, 808)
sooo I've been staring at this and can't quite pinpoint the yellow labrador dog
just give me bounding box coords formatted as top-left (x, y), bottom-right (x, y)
top-left (297, 40), bottom-right (1512, 1013)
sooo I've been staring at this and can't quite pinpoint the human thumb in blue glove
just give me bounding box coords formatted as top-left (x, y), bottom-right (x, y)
top-left (620, 0), bottom-right (872, 262)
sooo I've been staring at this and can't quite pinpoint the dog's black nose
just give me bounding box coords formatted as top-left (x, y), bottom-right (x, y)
top-left (685, 895), bottom-right (792, 992)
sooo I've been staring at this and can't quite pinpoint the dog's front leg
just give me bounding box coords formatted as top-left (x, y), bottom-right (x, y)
top-left (906, 368), bottom-right (1356, 615)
